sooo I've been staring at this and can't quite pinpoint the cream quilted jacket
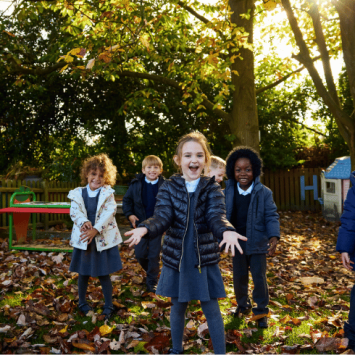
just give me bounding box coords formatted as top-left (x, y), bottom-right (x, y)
top-left (68, 186), bottom-right (122, 251)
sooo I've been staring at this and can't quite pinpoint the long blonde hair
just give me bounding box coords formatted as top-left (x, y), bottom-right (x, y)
top-left (173, 131), bottom-right (212, 171)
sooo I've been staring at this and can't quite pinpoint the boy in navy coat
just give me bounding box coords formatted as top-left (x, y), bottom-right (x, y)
top-left (122, 155), bottom-right (165, 292)
top-left (336, 171), bottom-right (355, 349)
top-left (225, 146), bottom-right (280, 328)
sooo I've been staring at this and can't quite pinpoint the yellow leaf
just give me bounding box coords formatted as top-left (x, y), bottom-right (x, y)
top-left (230, 55), bottom-right (238, 63)
top-left (64, 55), bottom-right (74, 63)
top-left (76, 66), bottom-right (86, 70)
top-left (59, 64), bottom-right (69, 73)
top-left (57, 56), bottom-right (66, 62)
top-left (140, 34), bottom-right (150, 49)
top-left (99, 324), bottom-right (113, 336)
top-left (195, 46), bottom-right (203, 54)
top-left (263, 0), bottom-right (277, 11)
top-left (69, 48), bottom-right (81, 56)
top-left (59, 325), bottom-right (68, 333)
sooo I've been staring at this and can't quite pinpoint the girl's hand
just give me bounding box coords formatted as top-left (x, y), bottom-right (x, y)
top-left (124, 227), bottom-right (148, 248)
top-left (80, 228), bottom-right (98, 244)
top-left (341, 252), bottom-right (354, 271)
top-left (267, 237), bottom-right (278, 256)
top-left (128, 215), bottom-right (139, 229)
top-left (80, 221), bottom-right (92, 232)
top-left (219, 231), bottom-right (247, 256)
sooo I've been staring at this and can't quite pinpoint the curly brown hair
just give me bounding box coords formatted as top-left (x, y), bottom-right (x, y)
top-left (80, 154), bottom-right (117, 186)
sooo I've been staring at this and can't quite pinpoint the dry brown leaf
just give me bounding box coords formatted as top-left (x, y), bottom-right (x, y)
top-left (72, 338), bottom-right (96, 352)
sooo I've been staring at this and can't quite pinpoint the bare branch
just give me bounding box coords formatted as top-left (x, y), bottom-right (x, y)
top-left (308, 0), bottom-right (340, 105)
top-left (281, 0), bottom-right (354, 132)
top-left (256, 56), bottom-right (321, 95)
top-left (176, 1), bottom-right (225, 39)
top-left (286, 117), bottom-right (326, 137)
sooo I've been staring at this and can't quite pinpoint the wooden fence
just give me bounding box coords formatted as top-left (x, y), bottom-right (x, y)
top-left (263, 168), bottom-right (323, 211)
top-left (0, 168), bottom-right (323, 229)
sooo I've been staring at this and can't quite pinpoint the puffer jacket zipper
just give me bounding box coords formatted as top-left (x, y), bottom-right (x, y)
top-left (194, 222), bottom-right (202, 273)
top-left (179, 186), bottom-right (190, 272)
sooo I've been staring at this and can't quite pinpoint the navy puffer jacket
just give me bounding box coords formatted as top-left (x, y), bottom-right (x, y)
top-left (336, 171), bottom-right (355, 270)
top-left (139, 174), bottom-right (236, 271)
top-left (225, 176), bottom-right (280, 255)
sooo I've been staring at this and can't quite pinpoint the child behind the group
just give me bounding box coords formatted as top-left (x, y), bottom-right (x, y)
top-left (225, 146), bottom-right (280, 328)
top-left (205, 155), bottom-right (226, 183)
top-left (122, 155), bottom-right (165, 292)
top-left (336, 170), bottom-right (355, 350)
top-left (68, 154), bottom-right (122, 320)
top-left (124, 132), bottom-right (247, 354)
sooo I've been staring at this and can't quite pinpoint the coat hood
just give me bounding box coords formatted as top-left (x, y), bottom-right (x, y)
top-left (350, 171), bottom-right (355, 186)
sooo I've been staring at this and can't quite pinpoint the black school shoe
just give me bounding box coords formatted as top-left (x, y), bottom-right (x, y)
top-left (257, 316), bottom-right (268, 328)
top-left (233, 306), bottom-right (252, 318)
top-left (78, 303), bottom-right (92, 316)
top-left (346, 339), bottom-right (355, 352)
top-left (146, 283), bottom-right (157, 293)
top-left (168, 348), bottom-right (183, 354)
top-left (102, 306), bottom-right (115, 321)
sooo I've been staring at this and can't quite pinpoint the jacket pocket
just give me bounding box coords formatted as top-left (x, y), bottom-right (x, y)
top-left (254, 224), bottom-right (265, 232)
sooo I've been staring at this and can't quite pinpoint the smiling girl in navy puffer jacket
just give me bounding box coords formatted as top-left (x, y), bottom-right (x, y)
top-left (124, 131), bottom-right (247, 354)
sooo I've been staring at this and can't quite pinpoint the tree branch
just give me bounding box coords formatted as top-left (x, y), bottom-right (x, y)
top-left (5, 57), bottom-right (72, 76)
top-left (308, 0), bottom-right (340, 106)
top-left (119, 70), bottom-right (232, 121)
top-left (256, 56), bottom-right (321, 95)
top-left (286, 116), bottom-right (326, 137)
top-left (281, 0), bottom-right (354, 132)
top-left (176, 1), bottom-right (225, 39)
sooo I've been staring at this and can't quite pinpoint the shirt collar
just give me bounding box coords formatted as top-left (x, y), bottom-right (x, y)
top-left (185, 178), bottom-right (200, 193)
top-left (86, 184), bottom-right (102, 197)
top-left (237, 181), bottom-right (254, 196)
top-left (145, 176), bottom-right (159, 185)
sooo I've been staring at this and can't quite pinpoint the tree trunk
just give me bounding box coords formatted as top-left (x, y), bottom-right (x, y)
top-left (228, 0), bottom-right (260, 151)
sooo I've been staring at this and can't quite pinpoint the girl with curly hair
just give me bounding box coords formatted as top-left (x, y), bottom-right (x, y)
top-left (225, 146), bottom-right (280, 328)
top-left (68, 154), bottom-right (122, 320)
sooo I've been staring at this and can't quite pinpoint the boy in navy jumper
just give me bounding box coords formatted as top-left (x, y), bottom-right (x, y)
top-left (336, 171), bottom-right (355, 349)
top-left (122, 155), bottom-right (165, 292)
top-left (225, 146), bottom-right (280, 328)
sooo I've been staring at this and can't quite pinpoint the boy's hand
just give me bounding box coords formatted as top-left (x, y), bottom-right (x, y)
top-left (80, 221), bottom-right (92, 232)
top-left (128, 215), bottom-right (139, 229)
top-left (267, 237), bottom-right (278, 256)
top-left (124, 227), bottom-right (148, 248)
top-left (219, 231), bottom-right (247, 257)
top-left (341, 252), bottom-right (354, 271)
top-left (80, 228), bottom-right (98, 244)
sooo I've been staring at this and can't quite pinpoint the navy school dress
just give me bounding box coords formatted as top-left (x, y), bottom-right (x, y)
top-left (156, 192), bottom-right (226, 302)
top-left (69, 188), bottom-right (122, 277)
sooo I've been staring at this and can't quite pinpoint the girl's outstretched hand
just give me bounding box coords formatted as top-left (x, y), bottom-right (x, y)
top-left (341, 252), bottom-right (354, 271)
top-left (124, 227), bottom-right (148, 248)
top-left (219, 231), bottom-right (247, 257)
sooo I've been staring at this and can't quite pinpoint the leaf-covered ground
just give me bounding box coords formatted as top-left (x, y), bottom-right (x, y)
top-left (0, 211), bottom-right (354, 354)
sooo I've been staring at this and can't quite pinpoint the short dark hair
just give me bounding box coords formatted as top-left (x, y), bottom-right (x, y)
top-left (226, 146), bottom-right (263, 180)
